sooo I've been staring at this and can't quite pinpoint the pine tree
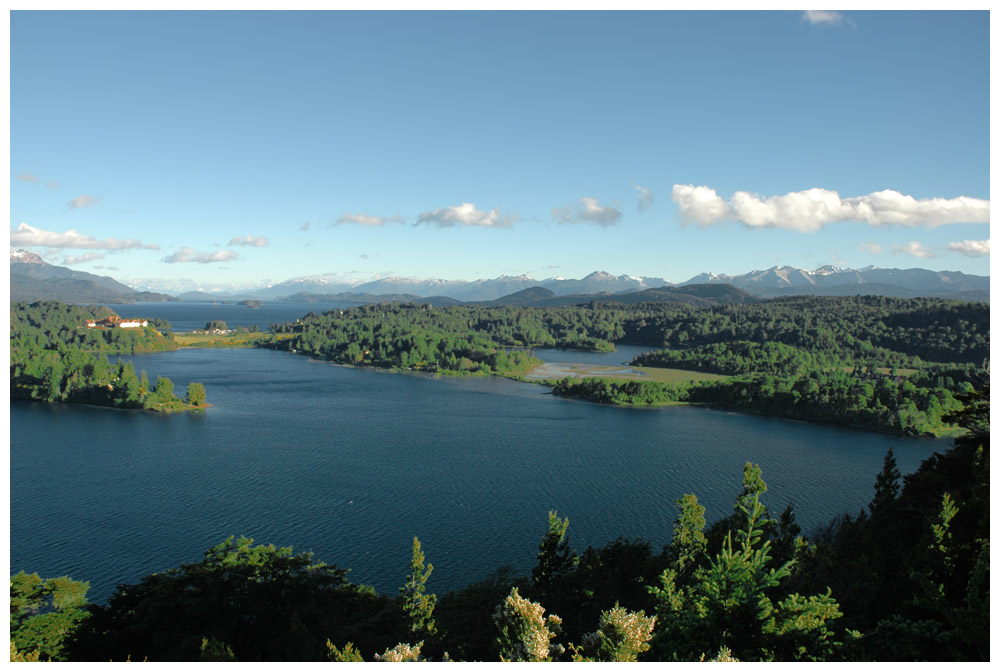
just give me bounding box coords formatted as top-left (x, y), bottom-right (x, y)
top-left (669, 493), bottom-right (707, 575)
top-left (399, 537), bottom-right (436, 638)
top-left (650, 471), bottom-right (845, 661)
top-left (869, 448), bottom-right (901, 516)
top-left (532, 510), bottom-right (577, 591)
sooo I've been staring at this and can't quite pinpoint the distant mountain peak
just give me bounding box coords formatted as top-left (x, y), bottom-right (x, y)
top-left (679, 264), bottom-right (987, 301)
top-left (10, 248), bottom-right (47, 265)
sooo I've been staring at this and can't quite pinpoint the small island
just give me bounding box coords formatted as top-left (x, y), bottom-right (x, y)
top-left (239, 299), bottom-right (263, 309)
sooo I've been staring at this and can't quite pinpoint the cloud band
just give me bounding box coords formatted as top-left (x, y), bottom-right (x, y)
top-left (10, 223), bottom-right (159, 250)
top-left (671, 185), bottom-right (989, 232)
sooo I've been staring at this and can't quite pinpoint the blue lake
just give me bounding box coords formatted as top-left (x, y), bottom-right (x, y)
top-left (9, 346), bottom-right (949, 603)
top-left (111, 300), bottom-right (358, 332)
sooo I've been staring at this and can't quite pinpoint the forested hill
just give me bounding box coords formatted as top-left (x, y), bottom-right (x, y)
top-left (268, 295), bottom-right (988, 436)
top-left (10, 301), bottom-right (204, 410)
top-left (268, 295), bottom-right (988, 368)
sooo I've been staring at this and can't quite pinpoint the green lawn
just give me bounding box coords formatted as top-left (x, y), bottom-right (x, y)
top-left (173, 332), bottom-right (294, 348)
top-left (630, 366), bottom-right (728, 383)
top-left (523, 361), bottom-right (728, 384)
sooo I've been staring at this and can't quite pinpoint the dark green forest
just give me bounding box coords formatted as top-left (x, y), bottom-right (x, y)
top-left (11, 296), bottom-right (988, 433)
top-left (10, 381), bottom-right (989, 661)
top-left (9, 301), bottom-right (205, 411)
top-left (268, 295), bottom-right (988, 436)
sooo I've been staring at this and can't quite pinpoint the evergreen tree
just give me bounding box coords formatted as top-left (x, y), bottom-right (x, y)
top-left (869, 448), bottom-right (901, 516)
top-left (772, 500), bottom-right (805, 567)
top-left (399, 536), bottom-right (437, 639)
top-left (532, 510), bottom-right (577, 592)
top-left (152, 376), bottom-right (174, 404)
top-left (650, 474), bottom-right (845, 661)
top-left (669, 493), bottom-right (707, 575)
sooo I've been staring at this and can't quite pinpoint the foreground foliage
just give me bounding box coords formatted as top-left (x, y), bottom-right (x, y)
top-left (9, 571), bottom-right (90, 661)
top-left (68, 536), bottom-right (396, 662)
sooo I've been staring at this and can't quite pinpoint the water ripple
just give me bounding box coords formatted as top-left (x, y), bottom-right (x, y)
top-left (11, 348), bottom-right (949, 603)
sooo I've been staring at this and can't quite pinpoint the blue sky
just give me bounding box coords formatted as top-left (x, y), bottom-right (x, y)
top-left (9, 10), bottom-right (991, 292)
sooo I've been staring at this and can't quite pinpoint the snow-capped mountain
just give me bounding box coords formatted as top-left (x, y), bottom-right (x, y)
top-left (9, 249), bottom-right (176, 303)
top-left (537, 271), bottom-right (672, 297)
top-left (677, 265), bottom-right (989, 299)
top-left (176, 266), bottom-right (987, 302)
top-left (10, 248), bottom-right (47, 265)
top-left (10, 250), bottom-right (989, 304)
top-left (255, 271), bottom-right (674, 302)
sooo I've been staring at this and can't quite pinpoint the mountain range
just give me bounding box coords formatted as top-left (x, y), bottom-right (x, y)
top-left (9, 249), bottom-right (990, 305)
top-left (9, 249), bottom-right (176, 304)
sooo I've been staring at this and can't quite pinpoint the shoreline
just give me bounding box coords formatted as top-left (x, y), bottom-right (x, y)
top-left (274, 347), bottom-right (954, 438)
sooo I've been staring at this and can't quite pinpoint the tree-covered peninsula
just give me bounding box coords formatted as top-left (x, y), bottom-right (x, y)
top-left (265, 295), bottom-right (988, 436)
top-left (9, 301), bottom-right (206, 411)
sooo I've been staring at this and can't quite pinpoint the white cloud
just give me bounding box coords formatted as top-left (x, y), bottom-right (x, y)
top-left (46, 181), bottom-right (59, 189)
top-left (17, 173), bottom-right (38, 182)
top-left (68, 194), bottom-right (100, 209)
top-left (843, 190), bottom-right (990, 228)
top-left (63, 252), bottom-right (106, 265)
top-left (671, 185), bottom-right (732, 226)
top-left (948, 239), bottom-right (990, 257)
top-left (633, 184), bottom-right (653, 212)
top-left (552, 197), bottom-right (622, 227)
top-left (891, 241), bottom-right (937, 259)
top-left (10, 223), bottom-right (159, 250)
top-left (417, 203), bottom-right (515, 228)
top-left (804, 10), bottom-right (844, 25)
top-left (858, 241), bottom-right (882, 254)
top-left (670, 185), bottom-right (990, 231)
top-left (334, 212), bottom-right (405, 227)
top-left (163, 248), bottom-right (239, 264)
top-left (730, 188), bottom-right (849, 232)
top-left (228, 235), bottom-right (270, 247)
top-left (336, 212), bottom-right (386, 227)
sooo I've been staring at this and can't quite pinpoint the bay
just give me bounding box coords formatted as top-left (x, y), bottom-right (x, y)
top-left (10, 347), bottom-right (949, 604)
top-left (110, 300), bottom-right (357, 332)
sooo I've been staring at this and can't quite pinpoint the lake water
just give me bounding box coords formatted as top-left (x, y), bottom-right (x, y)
top-left (112, 300), bottom-right (357, 332)
top-left (9, 346), bottom-right (950, 603)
